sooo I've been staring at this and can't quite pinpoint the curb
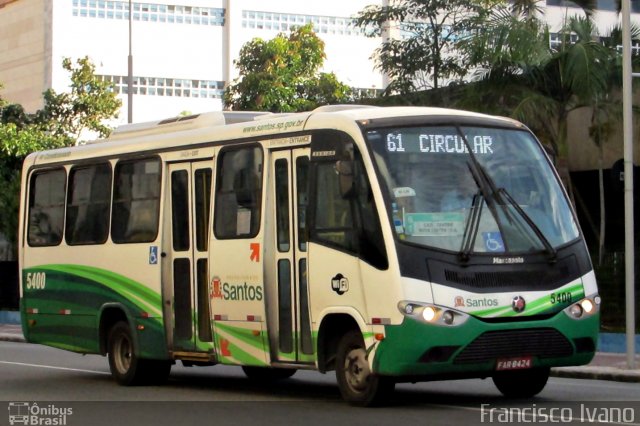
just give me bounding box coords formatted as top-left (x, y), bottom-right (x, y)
top-left (551, 367), bottom-right (640, 383)
top-left (0, 333), bottom-right (25, 343)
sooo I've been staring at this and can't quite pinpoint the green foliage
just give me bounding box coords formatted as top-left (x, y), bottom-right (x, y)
top-left (354, 0), bottom-right (500, 93)
top-left (0, 56), bottom-right (120, 254)
top-left (36, 56), bottom-right (122, 139)
top-left (224, 24), bottom-right (354, 112)
top-left (0, 125), bottom-right (68, 247)
top-left (456, 7), bottom-right (623, 156)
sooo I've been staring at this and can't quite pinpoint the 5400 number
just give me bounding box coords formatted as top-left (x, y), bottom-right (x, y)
top-left (25, 272), bottom-right (47, 290)
top-left (550, 291), bottom-right (572, 304)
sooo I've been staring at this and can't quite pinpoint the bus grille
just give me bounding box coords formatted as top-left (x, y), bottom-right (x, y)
top-left (453, 328), bottom-right (573, 364)
top-left (444, 267), bottom-right (570, 290)
top-left (431, 254), bottom-right (579, 292)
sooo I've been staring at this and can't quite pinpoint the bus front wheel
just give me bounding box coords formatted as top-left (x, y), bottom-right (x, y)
top-left (335, 330), bottom-right (394, 406)
top-left (492, 367), bottom-right (550, 398)
top-left (107, 321), bottom-right (171, 385)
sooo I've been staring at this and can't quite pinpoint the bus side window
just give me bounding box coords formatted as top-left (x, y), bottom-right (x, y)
top-left (214, 145), bottom-right (263, 239)
top-left (311, 161), bottom-right (356, 251)
top-left (65, 163), bottom-right (112, 245)
top-left (111, 158), bottom-right (161, 244)
top-left (309, 136), bottom-right (387, 269)
top-left (353, 153), bottom-right (388, 270)
top-left (27, 169), bottom-right (66, 247)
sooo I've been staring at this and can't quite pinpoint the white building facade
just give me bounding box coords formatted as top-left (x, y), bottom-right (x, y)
top-left (0, 0), bottom-right (385, 124)
top-left (1, 0), bottom-right (640, 125)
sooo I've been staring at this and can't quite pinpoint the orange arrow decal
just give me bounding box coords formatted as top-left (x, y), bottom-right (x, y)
top-left (220, 338), bottom-right (231, 357)
top-left (250, 243), bottom-right (260, 262)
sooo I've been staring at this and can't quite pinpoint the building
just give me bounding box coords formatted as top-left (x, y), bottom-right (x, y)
top-left (0, 0), bottom-right (639, 126)
top-left (0, 0), bottom-right (384, 125)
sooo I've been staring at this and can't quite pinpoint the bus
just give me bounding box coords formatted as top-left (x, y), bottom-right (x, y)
top-left (19, 105), bottom-right (599, 406)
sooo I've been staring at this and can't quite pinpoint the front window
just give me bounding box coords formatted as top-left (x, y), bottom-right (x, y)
top-left (367, 125), bottom-right (579, 254)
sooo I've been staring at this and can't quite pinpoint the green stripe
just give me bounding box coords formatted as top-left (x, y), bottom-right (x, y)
top-left (215, 322), bottom-right (265, 352)
top-left (469, 281), bottom-right (585, 318)
top-left (24, 264), bottom-right (162, 315)
top-left (33, 264), bottom-right (161, 315)
top-left (224, 340), bottom-right (266, 366)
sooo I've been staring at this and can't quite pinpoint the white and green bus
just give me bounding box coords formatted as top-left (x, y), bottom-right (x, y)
top-left (19, 106), bottom-right (599, 405)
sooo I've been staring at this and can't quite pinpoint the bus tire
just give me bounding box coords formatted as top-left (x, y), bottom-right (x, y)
top-left (335, 330), bottom-right (394, 406)
top-left (492, 367), bottom-right (550, 398)
top-left (107, 321), bottom-right (171, 385)
top-left (242, 366), bottom-right (296, 381)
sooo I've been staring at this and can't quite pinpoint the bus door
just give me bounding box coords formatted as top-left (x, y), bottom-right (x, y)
top-left (166, 161), bottom-right (213, 353)
top-left (267, 148), bottom-right (313, 363)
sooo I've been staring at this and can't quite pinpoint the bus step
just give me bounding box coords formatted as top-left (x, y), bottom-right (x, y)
top-left (172, 351), bottom-right (216, 362)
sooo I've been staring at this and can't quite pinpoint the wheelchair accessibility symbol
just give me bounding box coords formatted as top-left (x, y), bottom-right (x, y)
top-left (149, 246), bottom-right (158, 264)
top-left (482, 232), bottom-right (504, 252)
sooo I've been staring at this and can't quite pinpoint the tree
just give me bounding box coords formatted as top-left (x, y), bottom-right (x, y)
top-left (0, 56), bottom-right (121, 256)
top-left (36, 56), bottom-right (122, 139)
top-left (353, 0), bottom-right (500, 93)
top-left (0, 126), bottom-right (68, 250)
top-left (224, 24), bottom-right (354, 112)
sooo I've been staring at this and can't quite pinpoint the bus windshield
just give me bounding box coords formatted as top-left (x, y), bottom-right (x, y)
top-left (366, 125), bottom-right (580, 254)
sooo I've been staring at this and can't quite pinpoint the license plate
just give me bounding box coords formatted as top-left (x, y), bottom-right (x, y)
top-left (495, 356), bottom-right (533, 371)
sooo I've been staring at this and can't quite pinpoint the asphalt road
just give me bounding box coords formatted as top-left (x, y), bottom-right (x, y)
top-left (1, 342), bottom-right (640, 426)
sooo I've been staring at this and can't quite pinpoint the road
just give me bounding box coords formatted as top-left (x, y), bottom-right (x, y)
top-left (1, 342), bottom-right (640, 426)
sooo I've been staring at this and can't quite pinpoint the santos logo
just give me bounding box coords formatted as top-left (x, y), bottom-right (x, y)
top-left (211, 278), bottom-right (263, 301)
top-left (454, 296), bottom-right (499, 308)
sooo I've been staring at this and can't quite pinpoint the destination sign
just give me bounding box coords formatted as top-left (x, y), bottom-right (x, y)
top-left (385, 133), bottom-right (494, 155)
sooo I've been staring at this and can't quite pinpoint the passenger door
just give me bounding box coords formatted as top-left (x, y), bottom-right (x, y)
top-left (166, 161), bottom-right (213, 353)
top-left (266, 148), bottom-right (313, 363)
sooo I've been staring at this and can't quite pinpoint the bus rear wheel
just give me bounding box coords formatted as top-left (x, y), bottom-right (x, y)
top-left (107, 321), bottom-right (171, 385)
top-left (492, 367), bottom-right (550, 398)
top-left (335, 330), bottom-right (394, 406)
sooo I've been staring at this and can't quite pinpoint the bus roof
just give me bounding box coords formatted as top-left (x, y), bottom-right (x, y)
top-left (25, 106), bottom-right (522, 166)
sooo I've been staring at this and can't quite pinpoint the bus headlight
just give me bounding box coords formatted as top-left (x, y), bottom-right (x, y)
top-left (422, 306), bottom-right (437, 322)
top-left (565, 295), bottom-right (600, 319)
top-left (397, 301), bottom-right (468, 327)
top-left (442, 310), bottom-right (455, 325)
top-left (580, 299), bottom-right (594, 314)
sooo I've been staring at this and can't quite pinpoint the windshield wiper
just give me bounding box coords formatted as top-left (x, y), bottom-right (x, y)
top-left (453, 126), bottom-right (557, 262)
top-left (497, 188), bottom-right (558, 262)
top-left (459, 191), bottom-right (483, 263)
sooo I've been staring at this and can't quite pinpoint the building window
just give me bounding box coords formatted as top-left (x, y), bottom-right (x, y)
top-left (98, 74), bottom-right (225, 99)
top-left (72, 1), bottom-right (225, 26)
top-left (242, 9), bottom-right (361, 36)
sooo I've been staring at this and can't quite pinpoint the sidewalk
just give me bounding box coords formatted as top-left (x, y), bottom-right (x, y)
top-left (552, 352), bottom-right (640, 382)
top-left (1, 323), bottom-right (638, 382)
top-left (0, 323), bottom-right (24, 343)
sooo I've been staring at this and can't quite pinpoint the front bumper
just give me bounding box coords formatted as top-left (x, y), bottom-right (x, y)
top-left (372, 311), bottom-right (598, 380)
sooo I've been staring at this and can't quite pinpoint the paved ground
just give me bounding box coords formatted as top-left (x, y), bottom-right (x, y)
top-left (1, 323), bottom-right (639, 382)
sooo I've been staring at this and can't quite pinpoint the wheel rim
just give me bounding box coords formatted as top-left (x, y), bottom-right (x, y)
top-left (343, 347), bottom-right (371, 393)
top-left (113, 333), bottom-right (132, 374)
